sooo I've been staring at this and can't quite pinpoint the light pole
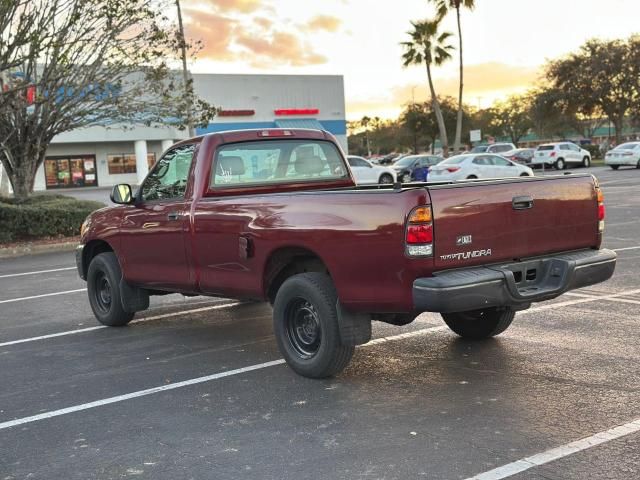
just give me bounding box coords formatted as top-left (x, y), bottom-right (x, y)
top-left (175, 0), bottom-right (195, 138)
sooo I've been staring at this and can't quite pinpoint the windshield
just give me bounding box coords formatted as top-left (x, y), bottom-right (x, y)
top-left (394, 156), bottom-right (417, 167)
top-left (614, 143), bottom-right (640, 150)
top-left (470, 145), bottom-right (488, 153)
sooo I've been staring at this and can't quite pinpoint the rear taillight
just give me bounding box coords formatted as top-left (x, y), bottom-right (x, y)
top-left (550, 151), bottom-right (556, 157)
top-left (596, 186), bottom-right (605, 232)
top-left (445, 166), bottom-right (460, 173)
top-left (406, 206), bottom-right (433, 257)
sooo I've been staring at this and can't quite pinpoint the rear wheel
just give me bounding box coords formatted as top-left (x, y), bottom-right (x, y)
top-left (582, 156), bottom-right (591, 168)
top-left (555, 158), bottom-right (565, 170)
top-left (466, 175), bottom-right (478, 179)
top-left (611, 165), bottom-right (620, 170)
top-left (379, 173), bottom-right (394, 184)
top-left (441, 308), bottom-right (515, 339)
top-left (273, 272), bottom-right (354, 378)
top-left (519, 172), bottom-right (531, 177)
top-left (636, 160), bottom-right (640, 169)
top-left (87, 252), bottom-right (134, 327)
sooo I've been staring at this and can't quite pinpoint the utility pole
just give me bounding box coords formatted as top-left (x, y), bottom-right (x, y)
top-left (175, 0), bottom-right (195, 137)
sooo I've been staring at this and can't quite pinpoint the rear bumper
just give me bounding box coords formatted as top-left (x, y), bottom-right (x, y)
top-left (413, 249), bottom-right (616, 313)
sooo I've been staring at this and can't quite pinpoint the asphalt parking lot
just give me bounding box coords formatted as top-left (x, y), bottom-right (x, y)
top-left (1, 166), bottom-right (639, 480)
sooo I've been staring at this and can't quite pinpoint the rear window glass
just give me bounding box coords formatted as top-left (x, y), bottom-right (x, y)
top-left (441, 156), bottom-right (468, 165)
top-left (537, 145), bottom-right (554, 151)
top-left (211, 140), bottom-right (347, 188)
top-left (470, 145), bottom-right (488, 153)
top-left (614, 143), bottom-right (640, 150)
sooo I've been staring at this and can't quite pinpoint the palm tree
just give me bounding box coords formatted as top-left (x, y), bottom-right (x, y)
top-left (429, 0), bottom-right (475, 153)
top-left (402, 19), bottom-right (454, 157)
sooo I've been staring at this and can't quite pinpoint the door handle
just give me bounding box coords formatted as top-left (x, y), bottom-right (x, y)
top-left (167, 212), bottom-right (182, 221)
top-left (512, 196), bottom-right (534, 210)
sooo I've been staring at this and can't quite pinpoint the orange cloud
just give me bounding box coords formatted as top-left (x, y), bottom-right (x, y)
top-left (190, 0), bottom-right (261, 13)
top-left (183, 9), bottom-right (236, 60)
top-left (182, 2), bottom-right (328, 67)
top-left (237, 31), bottom-right (327, 66)
top-left (347, 62), bottom-right (543, 119)
top-left (307, 15), bottom-right (341, 32)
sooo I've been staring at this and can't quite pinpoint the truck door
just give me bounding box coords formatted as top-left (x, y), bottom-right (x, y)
top-left (119, 144), bottom-right (197, 291)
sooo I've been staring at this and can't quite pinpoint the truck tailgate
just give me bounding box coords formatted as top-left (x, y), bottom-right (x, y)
top-left (429, 175), bottom-right (600, 270)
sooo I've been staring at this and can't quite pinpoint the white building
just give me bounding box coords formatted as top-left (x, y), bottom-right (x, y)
top-left (27, 73), bottom-right (346, 191)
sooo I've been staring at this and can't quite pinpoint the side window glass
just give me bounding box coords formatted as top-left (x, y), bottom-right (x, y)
top-left (473, 156), bottom-right (489, 165)
top-left (141, 144), bottom-right (196, 201)
top-left (491, 155), bottom-right (510, 166)
top-left (559, 144), bottom-right (569, 151)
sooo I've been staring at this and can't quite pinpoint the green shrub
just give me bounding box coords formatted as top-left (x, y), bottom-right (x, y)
top-left (583, 144), bottom-right (602, 160)
top-left (0, 194), bottom-right (104, 243)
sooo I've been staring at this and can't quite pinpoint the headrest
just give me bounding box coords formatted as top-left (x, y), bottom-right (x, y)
top-left (218, 156), bottom-right (245, 176)
top-left (295, 155), bottom-right (324, 175)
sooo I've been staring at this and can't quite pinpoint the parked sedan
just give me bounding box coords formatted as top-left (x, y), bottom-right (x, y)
top-left (505, 148), bottom-right (535, 165)
top-left (346, 155), bottom-right (397, 184)
top-left (428, 154), bottom-right (534, 181)
top-left (393, 154), bottom-right (443, 182)
top-left (604, 142), bottom-right (640, 170)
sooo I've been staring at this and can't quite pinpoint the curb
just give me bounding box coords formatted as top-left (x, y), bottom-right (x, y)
top-left (0, 240), bottom-right (78, 259)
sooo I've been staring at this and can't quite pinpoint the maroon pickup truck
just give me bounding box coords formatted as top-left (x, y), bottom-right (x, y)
top-left (77, 129), bottom-right (616, 378)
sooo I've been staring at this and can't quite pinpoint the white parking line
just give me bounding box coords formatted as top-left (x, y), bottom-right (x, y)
top-left (521, 288), bottom-right (640, 312)
top-left (0, 267), bottom-right (76, 279)
top-left (612, 246), bottom-right (640, 252)
top-left (0, 302), bottom-right (241, 348)
top-left (464, 417), bottom-right (640, 480)
top-left (0, 288), bottom-right (87, 304)
top-left (0, 325), bottom-right (446, 431)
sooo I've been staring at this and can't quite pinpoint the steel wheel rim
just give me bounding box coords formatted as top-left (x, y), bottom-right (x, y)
top-left (402, 174), bottom-right (411, 183)
top-left (285, 298), bottom-right (321, 359)
top-left (94, 271), bottom-right (112, 314)
top-left (380, 175), bottom-right (393, 184)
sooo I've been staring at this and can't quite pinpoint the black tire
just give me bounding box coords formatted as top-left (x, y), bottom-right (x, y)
top-left (466, 175), bottom-right (478, 179)
top-left (611, 165), bottom-right (620, 170)
top-left (401, 173), bottom-right (412, 183)
top-left (636, 160), bottom-right (640, 169)
top-left (273, 272), bottom-right (354, 378)
top-left (379, 173), bottom-right (394, 184)
top-left (519, 172), bottom-right (531, 177)
top-left (441, 307), bottom-right (515, 339)
top-left (87, 252), bottom-right (134, 327)
top-left (582, 156), bottom-right (591, 168)
top-left (555, 158), bottom-right (565, 170)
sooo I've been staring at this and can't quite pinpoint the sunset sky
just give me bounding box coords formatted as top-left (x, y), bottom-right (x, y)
top-left (183, 0), bottom-right (639, 120)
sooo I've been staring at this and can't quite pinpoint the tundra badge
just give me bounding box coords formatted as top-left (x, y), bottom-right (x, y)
top-left (456, 234), bottom-right (472, 246)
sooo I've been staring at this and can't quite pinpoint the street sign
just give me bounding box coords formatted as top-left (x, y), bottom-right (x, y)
top-left (470, 130), bottom-right (481, 142)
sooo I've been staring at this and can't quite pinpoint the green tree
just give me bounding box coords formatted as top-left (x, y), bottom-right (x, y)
top-left (0, 0), bottom-right (217, 199)
top-left (428, 0), bottom-right (475, 153)
top-left (402, 18), bottom-right (454, 157)
top-left (546, 37), bottom-right (639, 144)
top-left (491, 94), bottom-right (533, 145)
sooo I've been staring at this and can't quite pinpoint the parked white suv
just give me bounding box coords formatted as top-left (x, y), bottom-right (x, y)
top-left (531, 142), bottom-right (591, 170)
top-left (346, 156), bottom-right (397, 184)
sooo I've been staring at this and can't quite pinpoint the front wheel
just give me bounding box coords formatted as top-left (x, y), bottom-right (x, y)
top-left (87, 252), bottom-right (134, 327)
top-left (611, 165), bottom-right (620, 170)
top-left (401, 173), bottom-right (412, 183)
top-left (441, 307), bottom-right (515, 339)
top-left (519, 172), bottom-right (531, 177)
top-left (466, 175), bottom-right (478, 179)
top-left (379, 173), bottom-right (394, 184)
top-left (582, 156), bottom-right (591, 168)
top-left (555, 158), bottom-right (565, 170)
top-left (273, 272), bottom-right (354, 378)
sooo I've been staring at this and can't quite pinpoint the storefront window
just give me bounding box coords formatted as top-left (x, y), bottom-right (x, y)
top-left (44, 156), bottom-right (97, 189)
top-left (107, 153), bottom-right (157, 174)
top-left (107, 154), bottom-right (136, 174)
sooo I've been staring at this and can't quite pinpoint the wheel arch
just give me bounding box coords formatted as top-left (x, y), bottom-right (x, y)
top-left (82, 239), bottom-right (115, 278)
top-left (263, 246), bottom-right (332, 304)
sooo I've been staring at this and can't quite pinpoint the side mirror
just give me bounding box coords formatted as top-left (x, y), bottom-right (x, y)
top-left (110, 184), bottom-right (133, 204)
